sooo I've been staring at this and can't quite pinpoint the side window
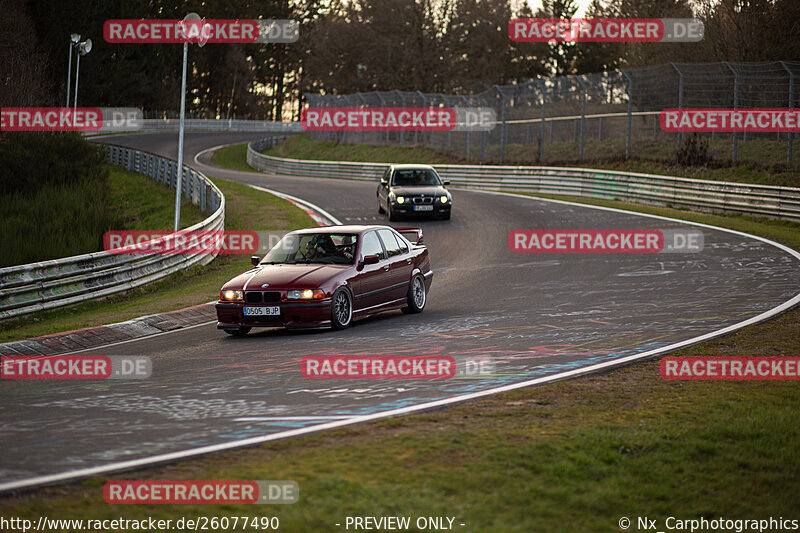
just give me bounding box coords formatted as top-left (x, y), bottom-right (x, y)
top-left (360, 231), bottom-right (385, 260)
top-left (378, 229), bottom-right (404, 257)
top-left (382, 167), bottom-right (391, 183)
top-left (391, 230), bottom-right (409, 254)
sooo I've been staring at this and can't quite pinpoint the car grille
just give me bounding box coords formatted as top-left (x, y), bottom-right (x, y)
top-left (411, 196), bottom-right (434, 204)
top-left (245, 291), bottom-right (281, 304)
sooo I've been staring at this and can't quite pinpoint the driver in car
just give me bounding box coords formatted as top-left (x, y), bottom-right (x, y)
top-left (303, 236), bottom-right (335, 260)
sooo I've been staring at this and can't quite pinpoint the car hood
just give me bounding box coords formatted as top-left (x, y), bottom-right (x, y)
top-left (223, 264), bottom-right (348, 290)
top-left (390, 185), bottom-right (448, 196)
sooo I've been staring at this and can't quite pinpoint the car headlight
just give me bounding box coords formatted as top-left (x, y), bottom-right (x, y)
top-left (440, 195), bottom-right (449, 203)
top-left (220, 289), bottom-right (244, 302)
top-left (288, 289), bottom-right (325, 300)
top-left (396, 196), bottom-right (405, 204)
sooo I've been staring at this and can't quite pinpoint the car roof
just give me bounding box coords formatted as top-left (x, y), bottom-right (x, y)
top-left (390, 164), bottom-right (436, 171)
top-left (291, 225), bottom-right (402, 235)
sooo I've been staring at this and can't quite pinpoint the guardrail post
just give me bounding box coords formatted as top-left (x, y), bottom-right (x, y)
top-left (621, 69), bottom-right (633, 159)
top-left (781, 61), bottom-right (794, 166)
top-left (725, 62), bottom-right (739, 163)
top-left (538, 79), bottom-right (547, 162)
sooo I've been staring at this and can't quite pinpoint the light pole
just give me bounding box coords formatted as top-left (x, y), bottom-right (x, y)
top-left (66, 33), bottom-right (80, 107)
top-left (174, 40), bottom-right (189, 231)
top-left (73, 38), bottom-right (92, 112)
top-left (174, 13), bottom-right (208, 232)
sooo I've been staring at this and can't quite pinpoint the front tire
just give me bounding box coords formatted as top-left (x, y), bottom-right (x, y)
top-left (388, 205), bottom-right (398, 221)
top-left (401, 274), bottom-right (426, 314)
top-left (331, 287), bottom-right (353, 329)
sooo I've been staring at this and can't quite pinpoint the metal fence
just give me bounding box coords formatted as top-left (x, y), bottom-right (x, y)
top-left (0, 145), bottom-right (225, 320)
top-left (85, 119), bottom-right (302, 136)
top-left (247, 139), bottom-right (800, 223)
top-left (304, 61), bottom-right (800, 167)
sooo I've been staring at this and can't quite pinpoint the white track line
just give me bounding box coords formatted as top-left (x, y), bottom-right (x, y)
top-left (248, 185), bottom-right (343, 225)
top-left (4, 173), bottom-right (799, 494)
top-left (62, 319), bottom-right (218, 355)
top-left (233, 416), bottom-right (355, 422)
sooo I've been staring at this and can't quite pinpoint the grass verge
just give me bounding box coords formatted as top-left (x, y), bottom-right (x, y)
top-left (108, 165), bottom-right (206, 231)
top-left (258, 135), bottom-right (800, 187)
top-left (3, 144), bottom-right (800, 530)
top-left (0, 177), bottom-right (313, 343)
top-left (264, 135), bottom-right (465, 164)
top-left (210, 143), bottom-right (257, 173)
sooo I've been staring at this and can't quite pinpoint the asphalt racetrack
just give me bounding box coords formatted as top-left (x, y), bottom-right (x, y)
top-left (1, 132), bottom-right (799, 491)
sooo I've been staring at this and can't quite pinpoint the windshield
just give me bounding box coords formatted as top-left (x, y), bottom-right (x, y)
top-left (259, 233), bottom-right (358, 265)
top-left (391, 169), bottom-right (441, 187)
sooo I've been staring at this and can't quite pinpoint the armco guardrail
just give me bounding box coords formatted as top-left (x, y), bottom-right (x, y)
top-left (247, 138), bottom-right (800, 222)
top-left (0, 145), bottom-right (225, 320)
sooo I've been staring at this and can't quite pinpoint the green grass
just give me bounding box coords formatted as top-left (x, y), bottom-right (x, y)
top-left (210, 143), bottom-right (258, 172)
top-left (0, 178), bottom-right (118, 268)
top-left (108, 165), bottom-right (205, 230)
top-left (507, 138), bottom-right (800, 187)
top-left (0, 177), bottom-right (314, 343)
top-left (0, 165), bottom-right (206, 268)
top-left (264, 134), bottom-right (464, 164)
top-left (257, 135), bottom-right (800, 188)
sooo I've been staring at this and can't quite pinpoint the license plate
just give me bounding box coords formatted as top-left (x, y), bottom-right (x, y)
top-left (414, 205), bottom-right (433, 211)
top-left (243, 306), bottom-right (280, 316)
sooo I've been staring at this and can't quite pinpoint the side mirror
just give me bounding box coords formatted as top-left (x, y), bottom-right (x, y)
top-left (363, 254), bottom-right (380, 265)
top-left (251, 256), bottom-right (261, 266)
top-left (380, 178), bottom-right (388, 187)
top-left (443, 180), bottom-right (450, 186)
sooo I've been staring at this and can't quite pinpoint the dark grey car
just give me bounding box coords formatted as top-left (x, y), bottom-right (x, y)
top-left (377, 164), bottom-right (452, 221)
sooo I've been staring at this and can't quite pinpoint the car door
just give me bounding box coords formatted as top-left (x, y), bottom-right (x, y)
top-left (377, 228), bottom-right (412, 302)
top-left (352, 230), bottom-right (388, 311)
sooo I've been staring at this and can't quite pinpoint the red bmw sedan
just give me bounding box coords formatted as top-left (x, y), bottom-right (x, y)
top-left (216, 225), bottom-right (433, 334)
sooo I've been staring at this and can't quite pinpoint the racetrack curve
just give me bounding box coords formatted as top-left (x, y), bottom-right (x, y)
top-left (1, 132), bottom-right (798, 491)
